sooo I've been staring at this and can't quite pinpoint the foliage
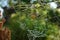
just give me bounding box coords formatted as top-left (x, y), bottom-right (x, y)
top-left (4, 0), bottom-right (60, 40)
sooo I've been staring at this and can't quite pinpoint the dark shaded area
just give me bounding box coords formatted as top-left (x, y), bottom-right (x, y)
top-left (3, 6), bottom-right (16, 22)
top-left (21, 0), bottom-right (30, 4)
top-left (48, 10), bottom-right (60, 27)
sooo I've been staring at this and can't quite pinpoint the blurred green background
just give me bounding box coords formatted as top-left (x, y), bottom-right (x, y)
top-left (4, 0), bottom-right (60, 40)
